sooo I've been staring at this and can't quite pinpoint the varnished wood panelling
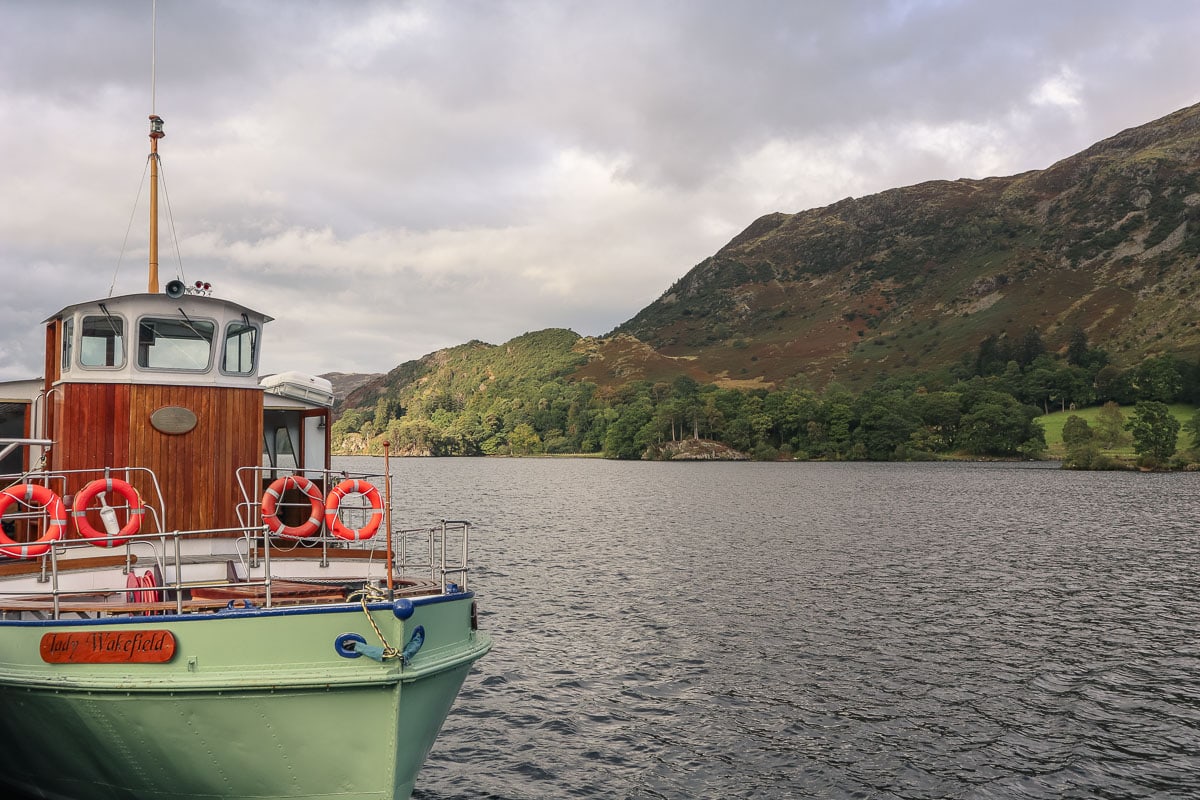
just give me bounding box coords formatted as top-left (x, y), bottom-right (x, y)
top-left (43, 322), bottom-right (59, 392)
top-left (53, 383), bottom-right (125, 481)
top-left (129, 384), bottom-right (263, 533)
top-left (53, 382), bottom-right (263, 536)
top-left (43, 322), bottom-right (60, 438)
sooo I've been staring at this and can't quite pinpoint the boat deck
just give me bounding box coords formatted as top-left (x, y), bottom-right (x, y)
top-left (0, 574), bottom-right (443, 618)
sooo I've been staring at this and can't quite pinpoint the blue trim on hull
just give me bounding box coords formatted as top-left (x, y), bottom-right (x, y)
top-left (0, 590), bottom-right (474, 628)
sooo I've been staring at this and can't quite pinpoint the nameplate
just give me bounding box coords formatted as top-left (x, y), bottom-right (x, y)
top-left (150, 406), bottom-right (198, 435)
top-left (40, 630), bottom-right (177, 664)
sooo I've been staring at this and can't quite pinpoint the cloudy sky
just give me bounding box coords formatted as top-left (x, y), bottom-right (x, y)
top-left (1, 0), bottom-right (1197, 380)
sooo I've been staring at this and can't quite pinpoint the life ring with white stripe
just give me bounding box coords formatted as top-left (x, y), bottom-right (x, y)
top-left (324, 479), bottom-right (383, 541)
top-left (72, 478), bottom-right (144, 547)
top-left (261, 475), bottom-right (324, 539)
top-left (0, 484), bottom-right (68, 559)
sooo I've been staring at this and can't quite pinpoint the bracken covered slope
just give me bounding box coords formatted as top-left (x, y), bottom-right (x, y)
top-left (607, 101), bottom-right (1200, 389)
top-left (339, 102), bottom-right (1200, 417)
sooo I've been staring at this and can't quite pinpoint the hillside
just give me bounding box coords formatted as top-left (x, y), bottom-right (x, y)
top-left (609, 101), bottom-right (1200, 388)
top-left (321, 371), bottom-right (382, 403)
top-left (333, 102), bottom-right (1200, 459)
top-left (335, 329), bottom-right (593, 454)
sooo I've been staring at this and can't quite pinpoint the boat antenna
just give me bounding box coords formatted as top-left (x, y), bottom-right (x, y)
top-left (148, 0), bottom-right (162, 294)
top-left (151, 0), bottom-right (158, 117)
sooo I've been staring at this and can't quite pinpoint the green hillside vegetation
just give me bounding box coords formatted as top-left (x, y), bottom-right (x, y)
top-left (335, 329), bottom-right (596, 456)
top-left (334, 322), bottom-right (1200, 464)
top-left (1038, 403), bottom-right (1199, 468)
top-left (332, 102), bottom-right (1200, 466)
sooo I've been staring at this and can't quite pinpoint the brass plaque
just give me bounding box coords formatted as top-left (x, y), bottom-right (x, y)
top-left (150, 406), bottom-right (197, 435)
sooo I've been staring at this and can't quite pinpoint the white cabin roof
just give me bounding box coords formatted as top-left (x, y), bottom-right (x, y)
top-left (46, 291), bottom-right (273, 328)
top-left (48, 292), bottom-right (274, 389)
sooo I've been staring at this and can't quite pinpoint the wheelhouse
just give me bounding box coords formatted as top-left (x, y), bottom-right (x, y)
top-left (25, 291), bottom-right (333, 535)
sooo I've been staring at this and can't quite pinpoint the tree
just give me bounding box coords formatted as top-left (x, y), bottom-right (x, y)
top-left (1049, 365), bottom-right (1093, 412)
top-left (818, 402), bottom-right (854, 458)
top-left (958, 393), bottom-right (1045, 457)
top-left (1066, 327), bottom-right (1090, 367)
top-left (507, 423), bottom-right (542, 455)
top-left (373, 396), bottom-right (405, 427)
top-left (855, 391), bottom-right (919, 459)
top-left (1061, 415), bottom-right (1093, 448)
top-left (909, 390), bottom-right (961, 452)
top-left (1019, 327), bottom-right (1045, 368)
top-left (670, 375), bottom-right (701, 439)
top-left (1061, 415), bottom-right (1107, 470)
top-left (387, 418), bottom-right (446, 456)
top-left (1021, 364), bottom-right (1055, 413)
top-left (1131, 356), bottom-right (1183, 403)
top-left (1094, 365), bottom-right (1129, 404)
top-left (1126, 401), bottom-right (1180, 464)
top-left (1094, 401), bottom-right (1129, 448)
top-left (1185, 408), bottom-right (1200, 451)
top-left (602, 400), bottom-right (654, 459)
top-left (975, 333), bottom-right (1012, 376)
top-left (1182, 358), bottom-right (1200, 404)
top-left (330, 409), bottom-right (366, 441)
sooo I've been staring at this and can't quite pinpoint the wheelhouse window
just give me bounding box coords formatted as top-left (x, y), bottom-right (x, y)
top-left (137, 316), bottom-right (216, 371)
top-left (222, 320), bottom-right (258, 375)
top-left (60, 318), bottom-right (74, 372)
top-left (80, 314), bottom-right (125, 368)
top-left (264, 425), bottom-right (298, 472)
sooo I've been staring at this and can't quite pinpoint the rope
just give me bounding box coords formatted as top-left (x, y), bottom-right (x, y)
top-left (109, 157), bottom-right (151, 297)
top-left (346, 584), bottom-right (402, 662)
top-left (157, 158), bottom-right (187, 285)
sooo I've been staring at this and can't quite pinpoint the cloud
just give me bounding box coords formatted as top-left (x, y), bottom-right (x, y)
top-left (1, 0), bottom-right (1198, 381)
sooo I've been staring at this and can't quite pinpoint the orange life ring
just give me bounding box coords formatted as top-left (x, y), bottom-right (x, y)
top-left (72, 478), bottom-right (144, 547)
top-left (0, 484), bottom-right (68, 559)
top-left (324, 479), bottom-right (383, 541)
top-left (261, 475), bottom-right (324, 539)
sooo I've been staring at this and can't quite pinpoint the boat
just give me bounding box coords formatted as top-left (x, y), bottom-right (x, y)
top-left (0, 108), bottom-right (490, 798)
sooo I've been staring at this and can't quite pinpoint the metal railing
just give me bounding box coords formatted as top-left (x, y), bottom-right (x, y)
top-left (394, 521), bottom-right (474, 592)
top-left (0, 457), bottom-right (475, 620)
top-left (235, 465), bottom-right (474, 590)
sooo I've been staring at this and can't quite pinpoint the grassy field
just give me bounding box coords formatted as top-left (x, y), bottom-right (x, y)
top-left (1035, 403), bottom-right (1197, 460)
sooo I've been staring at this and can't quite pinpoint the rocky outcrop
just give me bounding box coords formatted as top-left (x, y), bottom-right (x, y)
top-left (643, 439), bottom-right (749, 461)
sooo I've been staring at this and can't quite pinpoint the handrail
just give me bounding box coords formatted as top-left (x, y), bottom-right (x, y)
top-left (0, 464), bottom-right (168, 536)
top-left (0, 462), bottom-right (477, 619)
top-left (393, 521), bottom-right (473, 592)
top-left (0, 439), bottom-right (53, 463)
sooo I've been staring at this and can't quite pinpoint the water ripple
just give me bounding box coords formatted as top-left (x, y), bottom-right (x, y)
top-left (357, 459), bottom-right (1200, 800)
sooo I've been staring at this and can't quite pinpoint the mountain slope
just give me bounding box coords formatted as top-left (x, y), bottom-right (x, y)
top-left (340, 328), bottom-right (587, 415)
top-left (609, 102), bottom-right (1200, 388)
top-left (335, 101), bottom-right (1200, 450)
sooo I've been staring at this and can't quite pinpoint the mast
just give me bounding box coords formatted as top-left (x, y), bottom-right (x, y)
top-left (148, 115), bottom-right (164, 294)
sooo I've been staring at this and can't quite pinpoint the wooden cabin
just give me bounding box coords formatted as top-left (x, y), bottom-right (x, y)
top-left (27, 290), bottom-right (332, 536)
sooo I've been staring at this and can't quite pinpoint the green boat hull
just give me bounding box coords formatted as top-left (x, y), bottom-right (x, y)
top-left (0, 594), bottom-right (491, 800)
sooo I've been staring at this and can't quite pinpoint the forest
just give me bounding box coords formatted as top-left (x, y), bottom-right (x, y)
top-left (331, 327), bottom-right (1200, 466)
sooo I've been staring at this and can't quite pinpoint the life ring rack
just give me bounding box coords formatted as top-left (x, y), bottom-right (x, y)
top-left (0, 484), bottom-right (69, 559)
top-left (72, 478), bottom-right (145, 547)
top-left (324, 479), bottom-right (383, 541)
top-left (261, 475), bottom-right (325, 539)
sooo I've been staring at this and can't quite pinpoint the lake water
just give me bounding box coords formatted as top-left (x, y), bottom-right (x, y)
top-left (345, 457), bottom-right (1200, 800)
